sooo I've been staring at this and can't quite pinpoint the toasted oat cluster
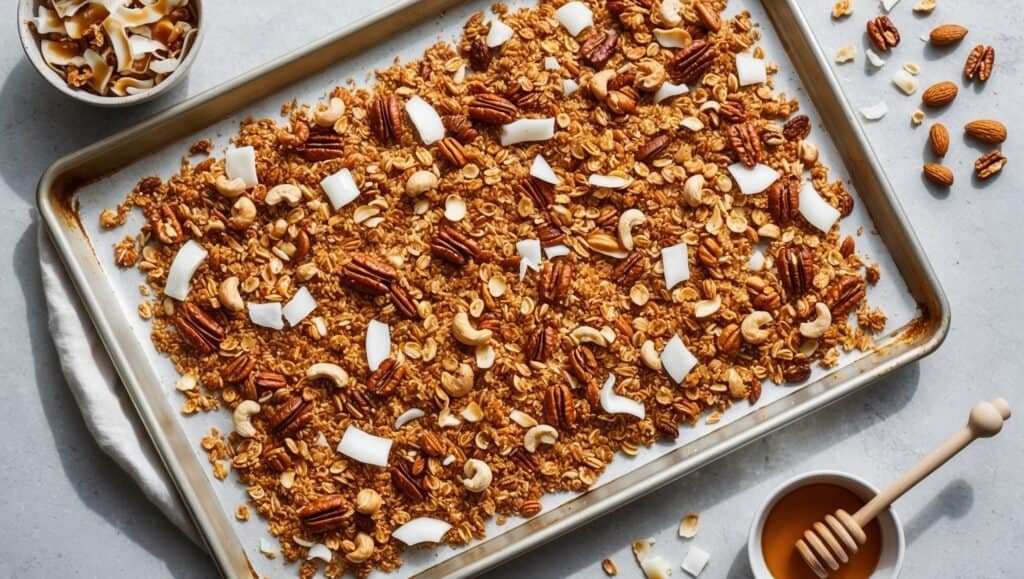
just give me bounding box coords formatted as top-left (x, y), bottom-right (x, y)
top-left (107, 1), bottom-right (883, 576)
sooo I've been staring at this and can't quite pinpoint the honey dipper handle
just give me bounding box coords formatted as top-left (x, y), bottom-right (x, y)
top-left (853, 398), bottom-right (1011, 527)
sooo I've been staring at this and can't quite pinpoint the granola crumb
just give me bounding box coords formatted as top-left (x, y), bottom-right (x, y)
top-left (189, 139), bottom-right (213, 156)
top-left (236, 505), bottom-right (250, 521)
top-left (865, 263), bottom-right (881, 285)
top-left (114, 236), bottom-right (139, 268)
top-left (857, 305), bottom-right (888, 333)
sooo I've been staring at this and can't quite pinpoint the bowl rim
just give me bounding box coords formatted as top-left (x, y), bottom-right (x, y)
top-left (16, 0), bottom-right (206, 108)
top-left (747, 469), bottom-right (906, 579)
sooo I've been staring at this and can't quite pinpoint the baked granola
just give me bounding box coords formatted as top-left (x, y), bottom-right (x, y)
top-left (108, 1), bottom-right (881, 576)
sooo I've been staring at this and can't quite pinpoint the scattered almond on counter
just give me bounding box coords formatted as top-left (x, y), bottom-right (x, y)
top-left (923, 163), bottom-right (955, 187)
top-left (928, 123), bottom-right (950, 156)
top-left (964, 119), bottom-right (1007, 144)
top-left (929, 24), bottom-right (968, 46)
top-left (921, 81), bottom-right (958, 107)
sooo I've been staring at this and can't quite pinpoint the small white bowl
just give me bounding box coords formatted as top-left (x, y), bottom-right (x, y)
top-left (17, 0), bottom-right (205, 107)
top-left (748, 470), bottom-right (905, 578)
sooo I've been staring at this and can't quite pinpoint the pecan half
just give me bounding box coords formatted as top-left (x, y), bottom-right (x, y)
top-left (341, 255), bottom-right (397, 296)
top-left (783, 362), bottom-right (812, 383)
top-left (298, 495), bottom-right (353, 534)
top-left (441, 114), bottom-right (479, 143)
top-left (964, 45), bottom-right (995, 82)
top-left (340, 385), bottom-right (377, 420)
top-left (543, 384), bottom-right (576, 429)
top-left (636, 133), bottom-right (671, 163)
top-left (222, 353), bottom-right (255, 384)
top-left (825, 275), bottom-right (866, 317)
top-left (391, 462), bottom-right (425, 502)
top-left (175, 303), bottom-right (225, 354)
top-left (367, 358), bottom-right (406, 397)
top-left (694, 1), bottom-right (722, 32)
top-left (468, 94), bottom-right (518, 125)
top-left (369, 94), bottom-right (404, 142)
top-left (517, 178), bottom-right (554, 213)
top-left (783, 115), bottom-right (811, 141)
top-left (243, 371), bottom-right (288, 401)
top-left (509, 447), bottom-right (539, 471)
top-left (537, 222), bottom-right (566, 247)
top-left (595, 206), bottom-right (618, 230)
top-left (767, 177), bottom-right (800, 224)
top-left (268, 396), bottom-right (313, 438)
top-left (612, 252), bottom-right (647, 286)
top-left (718, 323), bottom-right (741, 355)
top-left (468, 37), bottom-right (492, 71)
top-left (149, 204), bottom-right (183, 245)
top-left (299, 127), bottom-right (345, 161)
top-left (419, 432), bottom-right (446, 457)
top-left (506, 84), bottom-right (550, 112)
top-left (526, 325), bottom-right (558, 363)
top-left (568, 345), bottom-right (599, 385)
top-left (655, 416), bottom-right (680, 440)
top-left (579, 29), bottom-right (619, 69)
top-left (776, 245), bottom-right (814, 298)
top-left (388, 278), bottom-right (419, 319)
top-left (696, 237), bottom-right (723, 270)
top-left (437, 136), bottom-right (468, 166)
top-left (431, 225), bottom-right (483, 266)
top-left (974, 150), bottom-right (1007, 179)
top-left (537, 261), bottom-right (573, 304)
top-left (836, 191), bottom-right (855, 217)
top-left (668, 40), bottom-right (716, 84)
top-left (262, 446), bottom-right (292, 472)
top-left (719, 100), bottom-right (747, 124)
top-left (727, 122), bottom-right (764, 167)
top-left (867, 16), bottom-right (900, 52)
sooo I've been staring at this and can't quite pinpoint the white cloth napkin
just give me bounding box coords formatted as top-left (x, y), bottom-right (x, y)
top-left (39, 227), bottom-right (200, 545)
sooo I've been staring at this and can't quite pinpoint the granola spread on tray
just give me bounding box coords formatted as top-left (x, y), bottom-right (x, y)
top-left (103, 1), bottom-right (883, 576)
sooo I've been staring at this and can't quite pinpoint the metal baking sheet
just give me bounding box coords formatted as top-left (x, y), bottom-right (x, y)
top-left (37, 0), bottom-right (948, 577)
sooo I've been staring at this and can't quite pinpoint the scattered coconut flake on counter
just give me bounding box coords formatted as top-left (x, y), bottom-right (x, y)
top-left (747, 249), bottom-right (765, 271)
top-left (866, 48), bottom-right (886, 68)
top-left (544, 56), bottom-right (560, 70)
top-left (320, 168), bottom-right (360, 210)
top-left (366, 320), bottom-right (390, 371)
top-left (728, 163), bottom-right (780, 195)
top-left (736, 53), bottom-right (767, 86)
top-left (653, 28), bottom-right (690, 48)
top-left (393, 518), bottom-right (452, 545)
top-left (562, 79), bottom-right (580, 96)
top-left (164, 240), bottom-right (206, 300)
top-left (644, 557), bottom-right (673, 579)
top-left (516, 238), bottom-right (542, 280)
top-left (588, 174), bottom-right (631, 189)
top-left (654, 82), bottom-right (689, 103)
top-left (225, 146), bottom-right (258, 188)
top-left (544, 244), bottom-right (571, 259)
top-left (530, 154), bottom-right (560, 184)
top-left (485, 18), bottom-right (514, 47)
top-left (892, 69), bottom-right (919, 95)
top-left (405, 96), bottom-right (445, 145)
top-left (661, 243), bottom-right (690, 289)
top-left (337, 425), bottom-right (392, 467)
top-left (880, 0), bottom-right (901, 12)
top-left (600, 375), bottom-right (646, 419)
top-left (835, 44), bottom-right (856, 64)
top-left (555, 2), bottom-right (593, 36)
top-left (248, 302), bottom-right (284, 330)
top-left (282, 287), bottom-right (316, 326)
top-left (661, 335), bottom-right (698, 383)
top-left (904, 62), bottom-right (921, 75)
top-left (259, 537), bottom-right (278, 558)
top-left (444, 196), bottom-right (467, 222)
top-left (860, 101), bottom-right (888, 121)
top-left (678, 513), bottom-right (700, 538)
top-left (394, 408), bottom-right (425, 429)
top-left (500, 118), bottom-right (555, 146)
top-left (799, 181), bottom-right (841, 232)
top-left (681, 546), bottom-right (710, 577)
top-left (307, 544), bottom-right (332, 563)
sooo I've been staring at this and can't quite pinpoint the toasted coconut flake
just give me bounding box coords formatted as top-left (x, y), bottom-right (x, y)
top-left (444, 196), bottom-right (467, 222)
top-left (461, 401), bottom-right (485, 422)
top-left (320, 168), bottom-right (360, 210)
top-left (633, 538), bottom-right (654, 562)
top-left (52, 0), bottom-right (88, 18)
top-left (736, 53), bottom-right (767, 86)
top-left (642, 556), bottom-right (672, 579)
top-left (175, 373), bottom-right (198, 392)
top-left (728, 163), bottom-right (780, 195)
top-left (661, 243), bottom-right (690, 289)
top-left (530, 154), bottom-right (560, 185)
top-left (654, 28), bottom-right (691, 48)
top-left (678, 513), bottom-right (700, 538)
top-left (486, 18), bottom-right (514, 47)
top-left (405, 96), bottom-right (446, 145)
top-left (860, 101), bottom-right (888, 120)
top-left (500, 118), bottom-right (555, 146)
top-left (165, 240), bottom-right (206, 300)
top-left (282, 287), bottom-right (316, 326)
top-left (395, 408), bottom-right (426, 429)
top-left (544, 244), bottom-right (571, 259)
top-left (654, 82), bottom-right (689, 103)
top-left (510, 410), bottom-right (538, 428)
top-left (149, 57), bottom-right (180, 75)
top-left (562, 78), bottom-right (580, 96)
top-left (835, 44), bottom-right (856, 64)
top-left (392, 518), bottom-right (452, 545)
top-left (103, 17), bottom-right (132, 71)
top-left (680, 116), bottom-right (704, 132)
top-left (747, 249), bottom-right (765, 271)
top-left (799, 181), bottom-right (841, 232)
top-left (128, 34), bottom-right (167, 59)
top-left (225, 146), bottom-right (258, 188)
top-left (366, 320), bottom-right (391, 371)
top-left (41, 40), bottom-right (84, 67)
top-left (307, 543), bottom-right (332, 562)
top-left (866, 48), bottom-right (886, 68)
top-left (34, 7), bottom-right (66, 35)
top-left (892, 69), bottom-right (918, 95)
top-left (681, 545), bottom-right (710, 577)
top-left (111, 76), bottom-right (154, 96)
top-left (694, 297), bottom-right (721, 318)
top-left (248, 302), bottom-right (284, 330)
top-left (555, 2), bottom-right (593, 36)
top-left (588, 174), bottom-right (632, 189)
top-left (600, 375), bottom-right (646, 419)
top-left (337, 425), bottom-right (392, 467)
top-left (661, 335), bottom-right (697, 383)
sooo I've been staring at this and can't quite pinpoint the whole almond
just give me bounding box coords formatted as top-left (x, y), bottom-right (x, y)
top-left (929, 123), bottom-right (950, 156)
top-left (964, 119), bottom-right (1007, 144)
top-left (929, 24), bottom-right (968, 46)
top-left (923, 163), bottom-right (954, 187)
top-left (921, 81), bottom-right (958, 107)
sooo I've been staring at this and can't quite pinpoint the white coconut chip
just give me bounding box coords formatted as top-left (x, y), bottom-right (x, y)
top-left (562, 78), bottom-right (580, 96)
top-left (337, 425), bottom-right (392, 467)
top-left (555, 2), bottom-right (593, 36)
top-left (394, 408), bottom-right (426, 429)
top-left (799, 181), bottom-right (841, 232)
top-left (128, 35), bottom-right (166, 59)
top-left (880, 0), bottom-right (901, 12)
top-left (259, 537), bottom-right (278, 557)
top-left (588, 174), bottom-right (631, 189)
top-left (860, 101), bottom-right (888, 121)
top-left (164, 240), bottom-right (206, 300)
top-left (282, 287), bottom-right (316, 326)
top-left (681, 546), bottom-right (710, 577)
top-left (150, 57), bottom-right (180, 75)
top-left (544, 56), bottom-right (560, 70)
top-left (747, 249), bottom-right (765, 271)
top-left (248, 302), bottom-right (284, 330)
top-left (225, 146), bottom-right (258, 188)
top-left (475, 344), bottom-right (496, 369)
top-left (866, 48), bottom-right (886, 68)
top-left (600, 375), bottom-right (646, 419)
top-left (320, 168), bottom-right (360, 210)
top-left (661, 335), bottom-right (697, 384)
top-left (530, 154), bottom-right (560, 185)
top-left (500, 118), bottom-right (555, 146)
top-left (486, 19), bottom-right (514, 47)
top-left (444, 196), bottom-right (467, 222)
top-left (892, 69), bottom-right (919, 95)
top-left (392, 518), bottom-right (453, 545)
top-left (366, 319), bottom-right (390, 372)
top-left (307, 544), bottom-right (332, 563)
top-left (544, 244), bottom-right (571, 259)
top-left (654, 82), bottom-right (690, 104)
top-left (728, 163), bottom-right (781, 195)
top-left (516, 238), bottom-right (542, 281)
top-left (661, 243), bottom-right (690, 290)
top-left (736, 53), bottom-right (767, 86)
top-left (405, 96), bottom-right (446, 145)
top-left (314, 433), bottom-right (330, 447)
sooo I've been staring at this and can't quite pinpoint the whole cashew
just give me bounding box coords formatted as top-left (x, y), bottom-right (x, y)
top-left (741, 311), bottom-right (774, 345)
top-left (355, 488), bottom-right (382, 515)
top-left (345, 532), bottom-right (374, 564)
top-left (617, 208), bottom-right (646, 251)
top-left (265, 184), bottom-right (302, 206)
top-left (233, 400), bottom-right (260, 438)
top-left (306, 362), bottom-right (349, 387)
top-left (524, 424), bottom-right (559, 452)
top-left (440, 363), bottom-right (475, 397)
top-left (588, 69), bottom-right (615, 101)
top-left (799, 302), bottom-right (832, 339)
top-left (462, 458), bottom-right (493, 493)
top-left (405, 170), bottom-right (439, 197)
top-left (636, 59), bottom-right (666, 92)
top-left (640, 340), bottom-right (663, 371)
top-left (682, 174), bottom-right (704, 207)
top-left (218, 276), bottom-right (244, 312)
top-left (451, 312), bottom-right (492, 346)
top-left (215, 175), bottom-right (247, 198)
top-left (229, 196), bottom-right (257, 230)
top-left (570, 325), bottom-right (609, 347)
top-left (313, 97), bottom-right (345, 127)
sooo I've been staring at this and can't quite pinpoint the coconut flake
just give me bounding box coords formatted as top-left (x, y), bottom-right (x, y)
top-left (835, 44), bottom-right (857, 64)
top-left (562, 79), bottom-right (580, 96)
top-left (643, 556), bottom-right (673, 579)
top-left (259, 537), bottom-right (278, 557)
top-left (366, 320), bottom-right (391, 372)
top-left (315, 433), bottom-right (330, 447)
top-left (320, 168), bottom-right (360, 210)
top-left (405, 96), bottom-right (446, 145)
top-left (293, 536), bottom-right (315, 548)
top-left (516, 239), bottom-right (542, 280)
top-left (679, 513), bottom-right (700, 538)
top-left (510, 410), bottom-right (538, 428)
top-left (82, 49), bottom-right (113, 94)
top-left (555, 2), bottom-right (593, 36)
top-left (880, 0), bottom-right (901, 12)
top-left (283, 287), bottom-right (316, 326)
top-left (661, 243), bottom-right (690, 290)
top-left (41, 40), bottom-right (85, 67)
top-left (500, 118), bottom-right (555, 146)
top-left (392, 518), bottom-right (452, 545)
top-left (248, 302), bottom-right (284, 330)
top-left (444, 196), bottom-right (467, 222)
top-left (475, 344), bottom-right (496, 369)
top-left (747, 249), bottom-right (765, 271)
top-left (599, 375), bottom-right (646, 419)
top-left (34, 7), bottom-right (66, 35)
top-left (112, 76), bottom-right (154, 96)
top-left (653, 28), bottom-right (691, 48)
top-left (799, 182), bottom-right (841, 232)
top-left (588, 174), bottom-right (631, 189)
top-left (681, 546), bottom-right (710, 577)
top-left (860, 101), bottom-right (889, 120)
top-left (654, 82), bottom-right (690, 104)
top-left (128, 35), bottom-right (166, 59)
top-left (661, 335), bottom-right (697, 383)
top-left (225, 146), bottom-right (258, 188)
top-left (394, 408), bottom-right (425, 429)
top-left (892, 69), bottom-right (919, 95)
top-left (164, 240), bottom-right (206, 300)
top-left (486, 19), bottom-right (514, 48)
top-left (728, 163), bottom-right (781, 195)
top-left (530, 155), bottom-right (560, 185)
top-left (866, 49), bottom-right (886, 68)
top-left (103, 17), bottom-right (132, 72)
top-left (544, 56), bottom-right (560, 70)
top-left (544, 244), bottom-right (571, 259)
top-left (307, 544), bottom-right (332, 562)
top-left (736, 53), bottom-right (767, 86)
top-left (337, 425), bottom-right (392, 467)
top-left (149, 57), bottom-right (180, 75)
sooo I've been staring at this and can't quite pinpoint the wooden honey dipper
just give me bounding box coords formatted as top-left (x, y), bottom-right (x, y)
top-left (795, 398), bottom-right (1011, 578)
